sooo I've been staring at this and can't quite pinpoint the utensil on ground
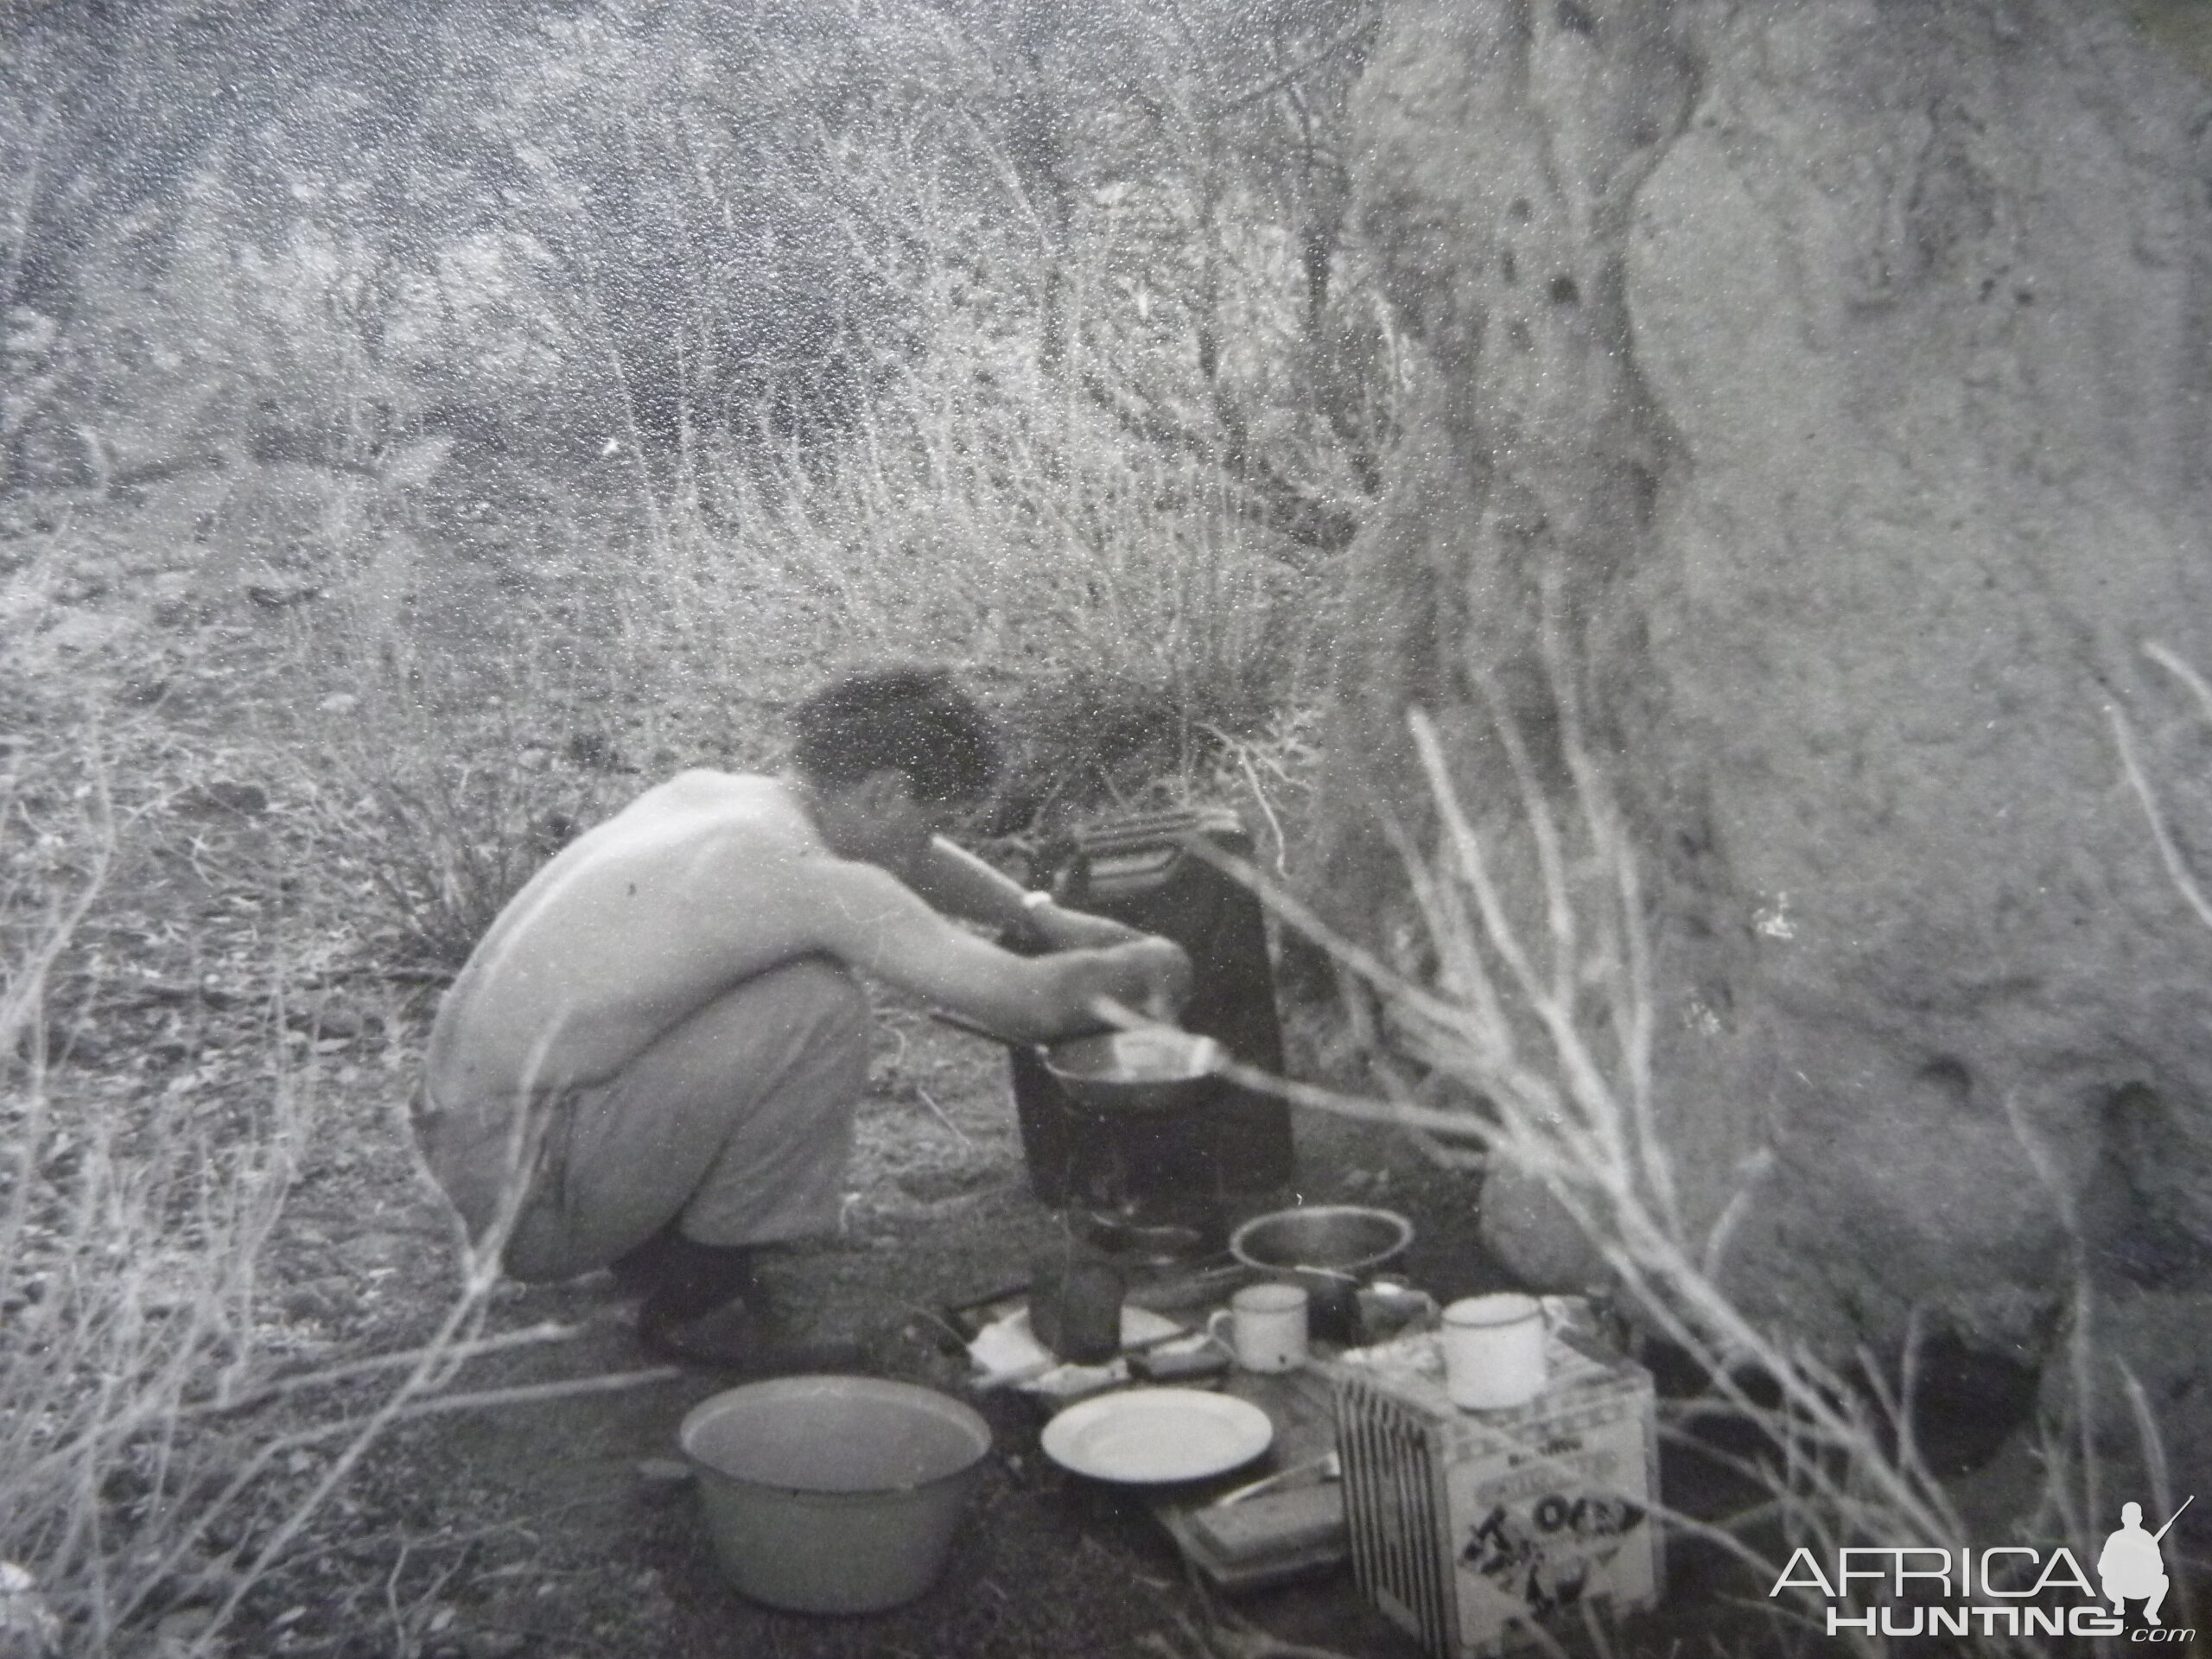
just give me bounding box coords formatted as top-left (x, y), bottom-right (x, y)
top-left (1040, 1387), bottom-right (1274, 1484)
top-left (1210, 1450), bottom-right (1343, 1510)
top-left (1028, 1249), bottom-right (1125, 1363)
top-left (1356, 1275), bottom-right (1443, 1344)
top-left (680, 1376), bottom-right (991, 1613)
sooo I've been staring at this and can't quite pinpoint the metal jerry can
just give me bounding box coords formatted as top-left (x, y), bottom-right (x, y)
top-left (1010, 806), bottom-right (1296, 1233)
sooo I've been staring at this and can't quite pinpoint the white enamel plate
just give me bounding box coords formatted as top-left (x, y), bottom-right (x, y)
top-left (1040, 1388), bottom-right (1274, 1484)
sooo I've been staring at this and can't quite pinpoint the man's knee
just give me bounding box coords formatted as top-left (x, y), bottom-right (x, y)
top-left (758, 956), bottom-right (868, 1039)
top-left (712, 957), bottom-right (869, 1076)
top-left (652, 955), bottom-right (868, 1079)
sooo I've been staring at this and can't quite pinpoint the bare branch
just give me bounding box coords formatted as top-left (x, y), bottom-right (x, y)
top-left (2110, 702), bottom-right (2212, 931)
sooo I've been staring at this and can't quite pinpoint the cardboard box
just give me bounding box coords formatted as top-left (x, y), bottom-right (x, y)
top-left (1331, 1331), bottom-right (1660, 1658)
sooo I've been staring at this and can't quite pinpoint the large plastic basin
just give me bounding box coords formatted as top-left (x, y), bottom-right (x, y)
top-left (678, 1375), bottom-right (992, 1614)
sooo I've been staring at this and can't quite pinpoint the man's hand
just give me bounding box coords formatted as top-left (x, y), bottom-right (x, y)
top-left (1029, 899), bottom-right (1148, 954)
top-left (1027, 900), bottom-right (1188, 1023)
top-left (1113, 935), bottom-right (1192, 1024)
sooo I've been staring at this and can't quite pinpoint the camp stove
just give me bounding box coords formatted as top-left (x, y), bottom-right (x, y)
top-left (1010, 806), bottom-right (1294, 1261)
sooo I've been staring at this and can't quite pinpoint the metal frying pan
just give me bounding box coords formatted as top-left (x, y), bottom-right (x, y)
top-left (928, 1012), bottom-right (1225, 1115)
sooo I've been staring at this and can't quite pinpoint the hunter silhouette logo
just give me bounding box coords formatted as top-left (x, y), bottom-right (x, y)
top-left (2100, 1497), bottom-right (2190, 1628)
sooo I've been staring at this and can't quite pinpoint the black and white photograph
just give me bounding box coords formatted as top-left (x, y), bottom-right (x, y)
top-left (3, 1), bottom-right (2209, 1654)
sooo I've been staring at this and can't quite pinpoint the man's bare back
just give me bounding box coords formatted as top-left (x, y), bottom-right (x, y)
top-left (426, 772), bottom-right (842, 1101)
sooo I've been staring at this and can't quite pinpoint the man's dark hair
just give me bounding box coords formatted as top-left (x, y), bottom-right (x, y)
top-left (790, 666), bottom-right (1001, 804)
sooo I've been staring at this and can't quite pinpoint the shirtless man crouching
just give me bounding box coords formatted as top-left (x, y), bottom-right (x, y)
top-left (414, 666), bottom-right (1191, 1369)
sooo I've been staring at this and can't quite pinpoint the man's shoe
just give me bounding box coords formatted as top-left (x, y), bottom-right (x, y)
top-left (637, 1297), bottom-right (864, 1376)
top-left (610, 1227), bottom-right (764, 1306)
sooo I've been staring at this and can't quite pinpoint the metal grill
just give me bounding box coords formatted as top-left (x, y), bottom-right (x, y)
top-left (1338, 1372), bottom-right (1455, 1656)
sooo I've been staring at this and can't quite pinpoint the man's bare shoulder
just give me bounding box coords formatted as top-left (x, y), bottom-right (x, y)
top-left (607, 770), bottom-right (810, 842)
top-left (596, 769), bottom-right (886, 909)
top-left (630, 766), bottom-right (783, 810)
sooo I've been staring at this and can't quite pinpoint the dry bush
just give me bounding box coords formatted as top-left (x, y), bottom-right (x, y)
top-left (0, 747), bottom-right (296, 1654)
top-left (9, 0), bottom-right (1384, 855)
top-left (1216, 594), bottom-right (2177, 1654)
top-left (604, 264), bottom-right (1347, 817)
top-left (497, 0), bottom-right (1384, 803)
top-left (0, 719), bottom-right (660, 1657)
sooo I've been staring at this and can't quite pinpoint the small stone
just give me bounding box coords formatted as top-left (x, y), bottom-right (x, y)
top-left (313, 1006), bottom-right (364, 1039)
top-left (279, 1282), bottom-right (341, 1323)
top-left (155, 1608), bottom-right (216, 1642)
top-left (0, 1561), bottom-right (60, 1657)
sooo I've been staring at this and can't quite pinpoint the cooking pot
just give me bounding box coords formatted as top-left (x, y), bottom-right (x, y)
top-left (1039, 1027), bottom-right (1225, 1116)
top-left (934, 1009), bottom-right (1226, 1116)
top-left (1229, 1205), bottom-right (1414, 1343)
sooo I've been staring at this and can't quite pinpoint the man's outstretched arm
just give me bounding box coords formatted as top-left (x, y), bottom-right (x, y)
top-left (904, 836), bottom-right (1150, 952)
top-left (803, 851), bottom-right (1190, 1041)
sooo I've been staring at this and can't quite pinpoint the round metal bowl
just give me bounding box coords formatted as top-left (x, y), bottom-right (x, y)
top-left (1230, 1205), bottom-right (1414, 1280)
top-left (1041, 1027), bottom-right (1226, 1116)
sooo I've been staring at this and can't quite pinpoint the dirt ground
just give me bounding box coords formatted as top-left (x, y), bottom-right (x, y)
top-left (272, 1008), bottom-right (1517, 1659)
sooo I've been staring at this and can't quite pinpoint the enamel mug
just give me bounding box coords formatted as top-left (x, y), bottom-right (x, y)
top-left (1207, 1281), bottom-right (1310, 1372)
top-left (1441, 1292), bottom-right (1547, 1410)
